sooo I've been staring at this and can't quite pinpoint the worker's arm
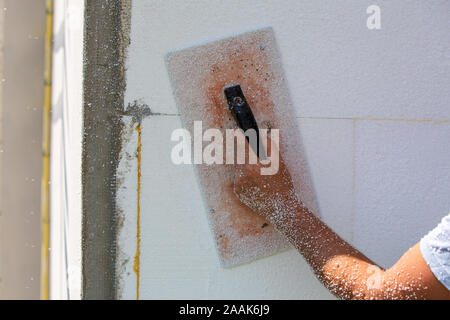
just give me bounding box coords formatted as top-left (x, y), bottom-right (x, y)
top-left (233, 137), bottom-right (450, 300)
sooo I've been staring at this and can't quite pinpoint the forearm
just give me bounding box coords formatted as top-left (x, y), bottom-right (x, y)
top-left (233, 145), bottom-right (444, 299)
top-left (267, 203), bottom-right (383, 299)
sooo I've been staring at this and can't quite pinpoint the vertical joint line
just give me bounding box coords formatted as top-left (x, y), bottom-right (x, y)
top-left (351, 119), bottom-right (357, 242)
top-left (133, 124), bottom-right (142, 300)
top-left (41, 0), bottom-right (54, 301)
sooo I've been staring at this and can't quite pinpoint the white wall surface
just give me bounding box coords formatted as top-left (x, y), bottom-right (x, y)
top-left (117, 0), bottom-right (450, 299)
top-left (50, 0), bottom-right (84, 300)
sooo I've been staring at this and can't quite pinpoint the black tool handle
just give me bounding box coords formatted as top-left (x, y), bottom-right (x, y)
top-left (224, 85), bottom-right (265, 159)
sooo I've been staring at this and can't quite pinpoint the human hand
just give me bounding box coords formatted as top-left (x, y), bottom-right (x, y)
top-left (233, 133), bottom-right (302, 223)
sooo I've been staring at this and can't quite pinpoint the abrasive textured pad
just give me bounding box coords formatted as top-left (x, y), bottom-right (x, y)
top-left (166, 28), bottom-right (319, 267)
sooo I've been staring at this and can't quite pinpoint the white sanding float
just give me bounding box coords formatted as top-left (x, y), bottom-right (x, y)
top-left (166, 27), bottom-right (319, 267)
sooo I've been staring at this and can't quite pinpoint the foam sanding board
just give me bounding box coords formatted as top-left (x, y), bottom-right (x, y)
top-left (166, 27), bottom-right (319, 267)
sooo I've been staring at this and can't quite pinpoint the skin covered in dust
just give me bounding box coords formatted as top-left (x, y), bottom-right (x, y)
top-left (233, 136), bottom-right (450, 300)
